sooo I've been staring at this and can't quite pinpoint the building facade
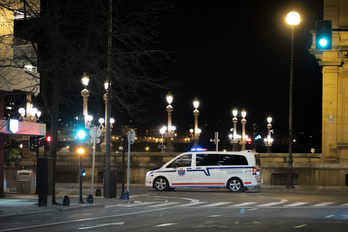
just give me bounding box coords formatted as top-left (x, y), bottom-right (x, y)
top-left (310, 0), bottom-right (348, 163)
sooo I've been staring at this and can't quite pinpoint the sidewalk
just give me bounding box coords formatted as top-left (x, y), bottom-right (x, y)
top-left (0, 183), bottom-right (132, 219)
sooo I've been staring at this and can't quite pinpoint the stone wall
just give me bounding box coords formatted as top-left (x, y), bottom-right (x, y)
top-left (5, 151), bottom-right (348, 189)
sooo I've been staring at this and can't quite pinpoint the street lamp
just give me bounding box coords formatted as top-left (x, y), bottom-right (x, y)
top-left (160, 126), bottom-right (166, 152)
top-left (165, 92), bottom-right (175, 151)
top-left (265, 116), bottom-right (273, 153)
top-left (286, 11), bottom-right (300, 188)
top-left (192, 97), bottom-right (200, 148)
top-left (166, 92), bottom-right (173, 131)
top-left (77, 146), bottom-right (86, 203)
top-left (241, 108), bottom-right (247, 151)
top-left (81, 72), bottom-right (90, 129)
top-left (18, 106), bottom-right (41, 122)
top-left (231, 108), bottom-right (238, 151)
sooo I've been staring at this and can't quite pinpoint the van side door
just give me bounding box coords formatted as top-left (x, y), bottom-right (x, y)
top-left (192, 153), bottom-right (224, 187)
top-left (169, 154), bottom-right (194, 187)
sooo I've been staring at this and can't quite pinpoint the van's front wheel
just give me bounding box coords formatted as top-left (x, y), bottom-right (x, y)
top-left (227, 178), bottom-right (244, 192)
top-left (154, 177), bottom-right (169, 191)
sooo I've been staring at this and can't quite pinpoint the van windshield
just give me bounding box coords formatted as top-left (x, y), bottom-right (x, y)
top-left (167, 154), bottom-right (192, 168)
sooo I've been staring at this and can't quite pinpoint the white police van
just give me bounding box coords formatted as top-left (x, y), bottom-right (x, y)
top-left (145, 150), bottom-right (262, 192)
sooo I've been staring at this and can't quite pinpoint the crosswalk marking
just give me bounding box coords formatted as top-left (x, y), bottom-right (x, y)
top-left (122, 201), bottom-right (348, 208)
top-left (149, 202), bottom-right (179, 208)
top-left (201, 202), bottom-right (231, 207)
top-left (312, 202), bottom-right (335, 207)
top-left (285, 202), bottom-right (309, 207)
top-left (229, 202), bottom-right (257, 207)
top-left (177, 201), bottom-right (207, 207)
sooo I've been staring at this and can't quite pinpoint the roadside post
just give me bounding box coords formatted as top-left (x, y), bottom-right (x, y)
top-left (124, 130), bottom-right (135, 200)
top-left (89, 126), bottom-right (101, 196)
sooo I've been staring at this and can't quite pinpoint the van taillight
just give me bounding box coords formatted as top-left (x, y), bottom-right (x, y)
top-left (252, 167), bottom-right (257, 175)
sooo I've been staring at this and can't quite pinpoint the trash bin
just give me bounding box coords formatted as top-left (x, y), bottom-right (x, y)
top-left (16, 170), bottom-right (35, 193)
top-left (86, 194), bottom-right (93, 204)
top-left (96, 188), bottom-right (102, 196)
top-left (62, 195), bottom-right (70, 206)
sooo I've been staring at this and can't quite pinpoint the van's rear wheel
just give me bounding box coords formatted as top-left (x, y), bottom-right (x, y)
top-left (154, 177), bottom-right (169, 191)
top-left (227, 178), bottom-right (244, 192)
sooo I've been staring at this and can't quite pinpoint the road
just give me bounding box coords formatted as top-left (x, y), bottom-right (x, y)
top-left (1, 187), bottom-right (348, 231)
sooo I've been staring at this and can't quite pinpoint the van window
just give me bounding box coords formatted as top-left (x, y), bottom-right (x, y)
top-left (218, 155), bottom-right (248, 165)
top-left (167, 154), bottom-right (192, 168)
top-left (196, 154), bottom-right (219, 166)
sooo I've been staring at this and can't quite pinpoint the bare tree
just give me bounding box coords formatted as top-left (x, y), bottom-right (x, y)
top-left (1, 0), bottom-right (172, 203)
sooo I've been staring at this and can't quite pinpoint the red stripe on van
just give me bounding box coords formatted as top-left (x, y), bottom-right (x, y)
top-left (244, 182), bottom-right (252, 184)
top-left (172, 183), bottom-right (225, 186)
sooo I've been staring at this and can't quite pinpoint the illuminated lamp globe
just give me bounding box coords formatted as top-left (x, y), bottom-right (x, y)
top-left (193, 98), bottom-right (199, 109)
top-left (286, 11), bottom-right (301, 26)
top-left (166, 92), bottom-right (173, 105)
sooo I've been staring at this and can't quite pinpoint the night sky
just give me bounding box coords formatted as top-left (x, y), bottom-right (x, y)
top-left (56, 0), bottom-right (323, 151)
top-left (139, 0), bottom-right (323, 149)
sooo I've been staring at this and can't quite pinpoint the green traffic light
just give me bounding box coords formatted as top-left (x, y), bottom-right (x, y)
top-left (77, 129), bottom-right (87, 140)
top-left (319, 38), bottom-right (328, 47)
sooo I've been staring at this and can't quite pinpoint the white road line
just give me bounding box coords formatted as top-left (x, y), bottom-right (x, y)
top-left (229, 202), bottom-right (257, 207)
top-left (294, 224), bottom-right (307, 229)
top-left (339, 203), bottom-right (348, 207)
top-left (325, 214), bottom-right (335, 218)
top-left (312, 202), bottom-right (335, 207)
top-left (78, 222), bottom-right (124, 230)
top-left (105, 201), bottom-right (156, 208)
top-left (285, 202), bottom-right (309, 207)
top-left (153, 223), bottom-right (177, 227)
top-left (201, 202), bottom-right (231, 207)
top-left (177, 201), bottom-right (207, 207)
top-left (149, 202), bottom-right (179, 208)
top-left (258, 199), bottom-right (287, 207)
top-left (0, 207), bottom-right (173, 232)
top-left (207, 214), bottom-right (224, 218)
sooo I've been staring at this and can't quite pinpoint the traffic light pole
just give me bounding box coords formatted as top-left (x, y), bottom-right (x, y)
top-left (79, 156), bottom-right (84, 203)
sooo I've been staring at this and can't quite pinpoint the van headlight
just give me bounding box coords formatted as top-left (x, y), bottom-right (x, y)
top-left (146, 171), bottom-right (153, 177)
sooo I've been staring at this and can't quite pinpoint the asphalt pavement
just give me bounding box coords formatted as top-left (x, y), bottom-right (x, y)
top-left (1, 183), bottom-right (348, 219)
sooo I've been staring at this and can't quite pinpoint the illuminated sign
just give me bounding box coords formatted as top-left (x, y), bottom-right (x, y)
top-left (7, 119), bottom-right (19, 133)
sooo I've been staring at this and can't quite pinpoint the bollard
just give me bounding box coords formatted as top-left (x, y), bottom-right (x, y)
top-left (96, 188), bottom-right (101, 196)
top-left (62, 195), bottom-right (70, 206)
top-left (86, 194), bottom-right (93, 204)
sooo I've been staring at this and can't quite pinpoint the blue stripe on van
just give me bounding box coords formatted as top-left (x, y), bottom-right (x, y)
top-left (188, 166), bottom-right (253, 176)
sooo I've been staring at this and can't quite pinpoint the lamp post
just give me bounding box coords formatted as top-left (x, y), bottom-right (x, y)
top-left (165, 92), bottom-right (175, 152)
top-left (286, 11), bottom-right (300, 188)
top-left (265, 116), bottom-right (273, 153)
top-left (77, 146), bottom-right (86, 203)
top-left (81, 72), bottom-right (90, 129)
top-left (232, 108), bottom-right (238, 151)
top-left (241, 108), bottom-right (247, 151)
top-left (160, 126), bottom-right (166, 152)
top-left (192, 98), bottom-right (200, 148)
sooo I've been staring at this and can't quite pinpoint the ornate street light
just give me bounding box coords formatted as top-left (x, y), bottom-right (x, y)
top-left (164, 92), bottom-right (175, 152)
top-left (18, 106), bottom-right (41, 122)
top-left (231, 108), bottom-right (238, 151)
top-left (160, 126), bottom-right (166, 152)
top-left (286, 11), bottom-right (300, 188)
top-left (81, 72), bottom-right (90, 128)
top-left (265, 116), bottom-right (273, 152)
top-left (241, 108), bottom-right (247, 151)
top-left (192, 97), bottom-right (200, 148)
